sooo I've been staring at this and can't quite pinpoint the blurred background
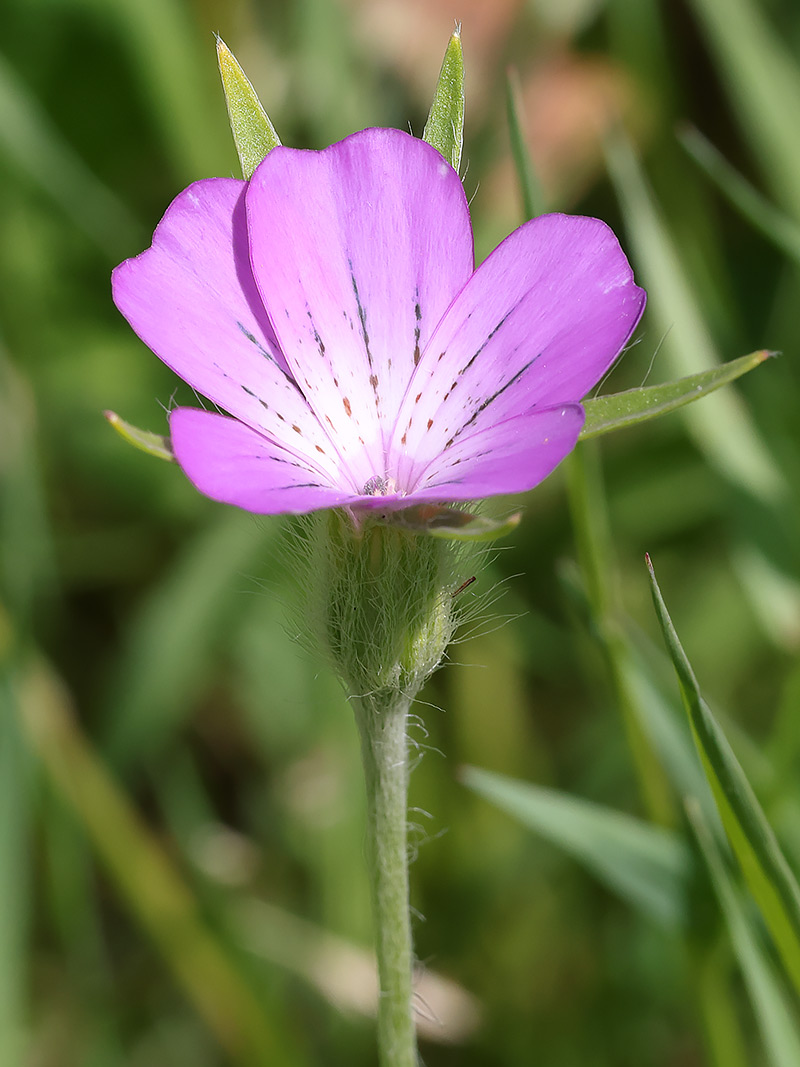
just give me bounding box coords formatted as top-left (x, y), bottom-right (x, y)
top-left (3, 0), bottom-right (800, 1064)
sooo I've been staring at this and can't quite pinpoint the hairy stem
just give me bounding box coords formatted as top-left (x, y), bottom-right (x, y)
top-left (353, 691), bottom-right (417, 1067)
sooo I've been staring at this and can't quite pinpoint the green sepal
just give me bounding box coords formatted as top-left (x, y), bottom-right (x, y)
top-left (104, 411), bottom-right (173, 462)
top-left (580, 350), bottom-right (773, 440)
top-left (647, 554), bottom-right (800, 997)
top-left (216, 37), bottom-right (281, 180)
top-left (380, 504), bottom-right (520, 542)
top-left (422, 29), bottom-right (465, 173)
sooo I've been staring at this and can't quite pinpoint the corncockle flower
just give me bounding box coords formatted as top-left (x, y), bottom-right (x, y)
top-left (112, 127), bottom-right (645, 519)
top-left (112, 119), bottom-right (644, 1067)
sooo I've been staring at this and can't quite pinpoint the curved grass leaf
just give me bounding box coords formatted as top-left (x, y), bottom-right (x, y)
top-left (505, 67), bottom-right (546, 220)
top-left (688, 799), bottom-right (800, 1067)
top-left (605, 128), bottom-right (784, 501)
top-left (216, 37), bottom-right (281, 180)
top-left (581, 350), bottom-right (773, 440)
top-left (461, 765), bottom-right (689, 928)
top-left (647, 556), bottom-right (800, 994)
top-left (679, 125), bottom-right (800, 267)
top-left (422, 29), bottom-right (464, 173)
top-left (20, 655), bottom-right (286, 1063)
top-left (686, 0), bottom-right (800, 224)
top-left (104, 410), bottom-right (173, 462)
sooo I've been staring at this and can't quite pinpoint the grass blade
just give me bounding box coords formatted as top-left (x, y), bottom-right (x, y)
top-left (678, 125), bottom-right (800, 266)
top-left (505, 67), bottom-right (547, 219)
top-left (647, 555), bottom-right (800, 994)
top-left (461, 765), bottom-right (689, 928)
top-left (20, 654), bottom-right (288, 1066)
top-left (605, 127), bottom-right (784, 502)
top-left (686, 0), bottom-right (800, 223)
top-left (688, 799), bottom-right (800, 1067)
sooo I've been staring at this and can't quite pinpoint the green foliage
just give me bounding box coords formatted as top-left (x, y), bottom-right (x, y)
top-left (648, 557), bottom-right (800, 995)
top-left (462, 766), bottom-right (689, 928)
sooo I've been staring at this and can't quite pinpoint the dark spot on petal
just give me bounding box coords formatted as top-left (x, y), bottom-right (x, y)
top-left (343, 397), bottom-right (352, 416)
top-left (325, 415), bottom-right (334, 428)
top-left (370, 374), bottom-right (379, 390)
top-left (427, 419), bottom-right (433, 430)
top-left (292, 424), bottom-right (302, 434)
top-left (415, 393), bottom-right (422, 404)
top-left (413, 345), bottom-right (421, 366)
top-left (316, 445), bottom-right (326, 454)
top-left (401, 433), bottom-right (407, 445)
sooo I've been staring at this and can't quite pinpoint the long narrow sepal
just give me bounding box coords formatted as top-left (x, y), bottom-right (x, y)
top-left (422, 29), bottom-right (465, 173)
top-left (580, 350), bottom-right (773, 440)
top-left (382, 504), bottom-right (520, 542)
top-left (216, 37), bottom-right (281, 180)
top-left (104, 411), bottom-right (173, 462)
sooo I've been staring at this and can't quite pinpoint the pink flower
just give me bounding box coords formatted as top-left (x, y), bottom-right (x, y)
top-left (113, 128), bottom-right (645, 515)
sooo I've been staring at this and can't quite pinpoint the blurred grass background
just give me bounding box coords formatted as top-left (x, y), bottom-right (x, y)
top-left (3, 0), bottom-right (800, 1064)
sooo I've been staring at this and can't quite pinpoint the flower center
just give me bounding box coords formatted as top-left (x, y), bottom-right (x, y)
top-left (362, 474), bottom-right (398, 496)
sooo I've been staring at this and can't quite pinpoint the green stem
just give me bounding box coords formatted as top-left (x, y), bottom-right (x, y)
top-left (566, 441), bottom-right (675, 826)
top-left (353, 691), bottom-right (417, 1067)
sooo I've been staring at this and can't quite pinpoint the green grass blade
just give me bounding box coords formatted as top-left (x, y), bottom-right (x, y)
top-left (0, 52), bottom-right (143, 255)
top-left (688, 799), bottom-right (800, 1067)
top-left (647, 556), bottom-right (800, 994)
top-left (461, 765), bottom-right (689, 928)
top-left (83, 0), bottom-right (230, 182)
top-left (102, 512), bottom-right (273, 771)
top-left (20, 655), bottom-right (287, 1066)
top-left (686, 0), bottom-right (800, 224)
top-left (0, 656), bottom-right (31, 1067)
top-left (217, 37), bottom-right (281, 180)
top-left (580, 350), bottom-right (773, 440)
top-left (422, 29), bottom-right (464, 173)
top-left (605, 128), bottom-right (784, 501)
top-left (505, 67), bottom-right (547, 219)
top-left (679, 126), bottom-right (800, 266)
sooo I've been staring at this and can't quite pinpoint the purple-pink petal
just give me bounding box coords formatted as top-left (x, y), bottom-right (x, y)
top-left (408, 404), bottom-right (586, 501)
top-left (245, 127), bottom-right (474, 493)
top-left (112, 179), bottom-right (340, 481)
top-left (170, 408), bottom-right (358, 513)
top-left (388, 213), bottom-right (645, 490)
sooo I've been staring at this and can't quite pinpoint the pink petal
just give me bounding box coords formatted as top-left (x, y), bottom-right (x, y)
top-left (112, 179), bottom-right (341, 483)
top-left (170, 408), bottom-right (358, 514)
top-left (246, 127), bottom-right (474, 493)
top-left (408, 404), bottom-right (586, 501)
top-left (389, 214), bottom-right (645, 489)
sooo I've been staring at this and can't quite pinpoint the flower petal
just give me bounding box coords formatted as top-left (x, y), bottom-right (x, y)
top-left (408, 403), bottom-right (585, 501)
top-left (112, 179), bottom-right (342, 484)
top-left (389, 214), bottom-right (645, 488)
top-left (170, 408), bottom-right (357, 514)
top-left (246, 127), bottom-right (474, 492)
